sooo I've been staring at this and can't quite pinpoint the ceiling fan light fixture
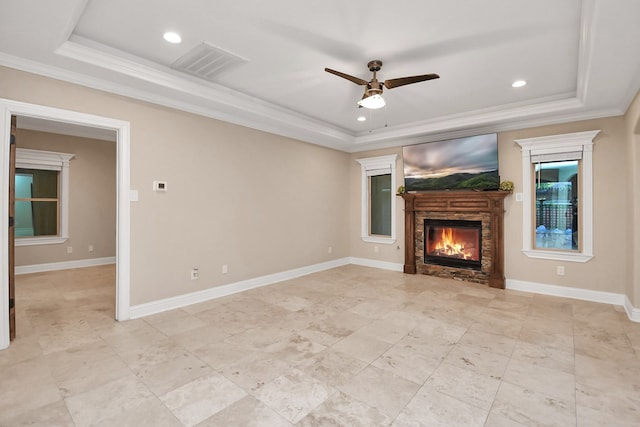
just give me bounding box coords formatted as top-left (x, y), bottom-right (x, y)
top-left (358, 94), bottom-right (386, 109)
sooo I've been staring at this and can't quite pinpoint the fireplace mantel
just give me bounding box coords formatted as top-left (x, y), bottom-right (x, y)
top-left (401, 191), bottom-right (509, 288)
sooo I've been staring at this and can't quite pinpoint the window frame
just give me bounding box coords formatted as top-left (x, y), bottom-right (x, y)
top-left (356, 154), bottom-right (398, 244)
top-left (14, 148), bottom-right (74, 246)
top-left (515, 130), bottom-right (599, 262)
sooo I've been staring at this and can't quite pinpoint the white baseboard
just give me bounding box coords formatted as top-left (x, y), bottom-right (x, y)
top-left (129, 257), bottom-right (351, 319)
top-left (624, 296), bottom-right (640, 322)
top-left (15, 256), bottom-right (116, 275)
top-left (507, 278), bottom-right (639, 322)
top-left (128, 257), bottom-right (639, 324)
top-left (348, 257), bottom-right (404, 272)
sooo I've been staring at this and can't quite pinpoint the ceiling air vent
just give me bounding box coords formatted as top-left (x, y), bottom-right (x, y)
top-left (171, 42), bottom-right (247, 82)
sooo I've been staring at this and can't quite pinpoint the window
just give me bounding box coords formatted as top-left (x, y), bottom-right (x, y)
top-left (534, 160), bottom-right (579, 251)
top-left (15, 169), bottom-right (59, 237)
top-left (356, 155), bottom-right (397, 244)
top-left (515, 130), bottom-right (599, 262)
top-left (15, 148), bottom-right (74, 246)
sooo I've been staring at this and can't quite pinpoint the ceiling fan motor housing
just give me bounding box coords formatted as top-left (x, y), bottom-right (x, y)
top-left (367, 60), bottom-right (383, 72)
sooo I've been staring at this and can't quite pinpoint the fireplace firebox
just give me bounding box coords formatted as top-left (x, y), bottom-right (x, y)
top-left (424, 219), bottom-right (482, 270)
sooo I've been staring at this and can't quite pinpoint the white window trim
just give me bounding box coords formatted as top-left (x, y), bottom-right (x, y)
top-left (15, 148), bottom-right (74, 246)
top-left (356, 154), bottom-right (398, 244)
top-left (515, 130), bottom-right (599, 262)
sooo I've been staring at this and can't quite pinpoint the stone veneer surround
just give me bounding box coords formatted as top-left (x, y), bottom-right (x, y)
top-left (401, 191), bottom-right (509, 288)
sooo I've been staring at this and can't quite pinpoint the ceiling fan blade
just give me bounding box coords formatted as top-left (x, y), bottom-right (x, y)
top-left (325, 68), bottom-right (369, 86)
top-left (384, 73), bottom-right (440, 89)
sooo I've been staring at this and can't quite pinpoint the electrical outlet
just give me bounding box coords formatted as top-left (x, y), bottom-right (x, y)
top-left (328, 246), bottom-right (332, 254)
top-left (374, 245), bottom-right (379, 253)
top-left (557, 266), bottom-right (565, 276)
top-left (88, 244), bottom-right (94, 252)
top-left (222, 264), bottom-right (228, 274)
top-left (67, 246), bottom-right (73, 254)
top-left (191, 267), bottom-right (199, 280)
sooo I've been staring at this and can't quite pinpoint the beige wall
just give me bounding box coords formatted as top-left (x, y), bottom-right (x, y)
top-left (624, 90), bottom-right (640, 306)
top-left (350, 117), bottom-right (632, 296)
top-left (14, 129), bottom-right (117, 266)
top-left (1, 66), bottom-right (351, 306)
top-left (500, 117), bottom-right (628, 294)
top-left (2, 64), bottom-right (637, 308)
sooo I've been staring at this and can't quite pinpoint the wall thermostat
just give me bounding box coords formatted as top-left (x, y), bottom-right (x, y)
top-left (153, 181), bottom-right (168, 192)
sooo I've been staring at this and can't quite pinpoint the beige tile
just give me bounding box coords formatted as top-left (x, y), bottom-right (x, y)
top-left (298, 390), bottom-right (392, 426)
top-left (331, 331), bottom-right (392, 364)
top-left (143, 308), bottom-right (208, 336)
top-left (347, 298), bottom-right (400, 319)
top-left (503, 357), bottom-right (576, 402)
top-left (117, 337), bottom-right (191, 371)
top-left (427, 362), bottom-right (501, 410)
top-left (223, 325), bottom-right (293, 352)
top-left (254, 368), bottom-right (331, 424)
top-left (197, 395), bottom-right (292, 426)
top-left (134, 351), bottom-right (213, 395)
top-left (218, 352), bottom-right (292, 395)
top-left (161, 373), bottom-right (247, 426)
top-left (338, 365), bottom-right (420, 419)
top-left (491, 382), bottom-right (576, 427)
top-left (576, 403), bottom-right (640, 426)
top-left (356, 317), bottom-right (418, 344)
top-left (576, 376), bottom-right (640, 423)
top-left (6, 264), bottom-right (640, 426)
top-left (95, 398), bottom-right (182, 427)
top-left (48, 349), bottom-right (131, 397)
top-left (393, 383), bottom-right (489, 427)
top-left (0, 356), bottom-right (62, 420)
top-left (263, 331), bottom-right (327, 364)
top-left (457, 328), bottom-right (517, 357)
top-left (295, 348), bottom-right (368, 387)
top-left (0, 399), bottom-right (74, 427)
top-left (65, 375), bottom-right (156, 426)
top-left (169, 324), bottom-right (231, 351)
top-left (371, 339), bottom-right (444, 384)
top-left (484, 411), bottom-right (528, 427)
top-left (193, 340), bottom-right (259, 370)
top-left (510, 340), bottom-right (575, 374)
top-left (444, 342), bottom-right (510, 380)
top-left (518, 327), bottom-right (574, 354)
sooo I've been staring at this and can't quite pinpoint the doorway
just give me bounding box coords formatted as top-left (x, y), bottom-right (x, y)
top-left (1, 99), bottom-right (131, 349)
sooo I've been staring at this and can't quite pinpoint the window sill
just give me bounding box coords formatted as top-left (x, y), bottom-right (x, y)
top-left (15, 236), bottom-right (69, 247)
top-left (522, 249), bottom-right (593, 263)
top-left (362, 236), bottom-right (396, 245)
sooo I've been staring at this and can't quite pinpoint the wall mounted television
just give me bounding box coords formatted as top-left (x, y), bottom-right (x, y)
top-left (402, 133), bottom-right (499, 191)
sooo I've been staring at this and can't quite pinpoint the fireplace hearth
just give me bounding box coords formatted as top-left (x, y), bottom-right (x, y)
top-left (401, 191), bottom-right (508, 288)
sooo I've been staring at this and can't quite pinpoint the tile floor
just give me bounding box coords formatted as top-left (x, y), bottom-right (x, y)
top-left (1, 264), bottom-right (639, 426)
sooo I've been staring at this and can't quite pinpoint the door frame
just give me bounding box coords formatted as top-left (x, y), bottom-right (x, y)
top-left (0, 99), bottom-right (131, 349)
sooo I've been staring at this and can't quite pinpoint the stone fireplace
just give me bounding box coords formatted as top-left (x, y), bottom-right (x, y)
top-left (401, 191), bottom-right (508, 288)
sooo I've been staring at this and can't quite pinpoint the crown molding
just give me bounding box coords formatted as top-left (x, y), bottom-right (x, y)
top-left (0, 0), bottom-right (623, 155)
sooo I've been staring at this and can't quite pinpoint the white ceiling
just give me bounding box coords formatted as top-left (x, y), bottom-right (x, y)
top-left (1, 0), bottom-right (639, 152)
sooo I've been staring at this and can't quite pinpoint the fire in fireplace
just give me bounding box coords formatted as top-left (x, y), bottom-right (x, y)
top-left (424, 219), bottom-right (482, 270)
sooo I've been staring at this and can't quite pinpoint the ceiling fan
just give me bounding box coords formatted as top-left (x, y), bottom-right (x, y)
top-left (325, 60), bottom-right (439, 109)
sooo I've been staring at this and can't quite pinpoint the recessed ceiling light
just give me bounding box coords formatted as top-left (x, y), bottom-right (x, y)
top-left (512, 80), bottom-right (527, 88)
top-left (163, 32), bottom-right (182, 44)
top-left (357, 115), bottom-right (367, 122)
